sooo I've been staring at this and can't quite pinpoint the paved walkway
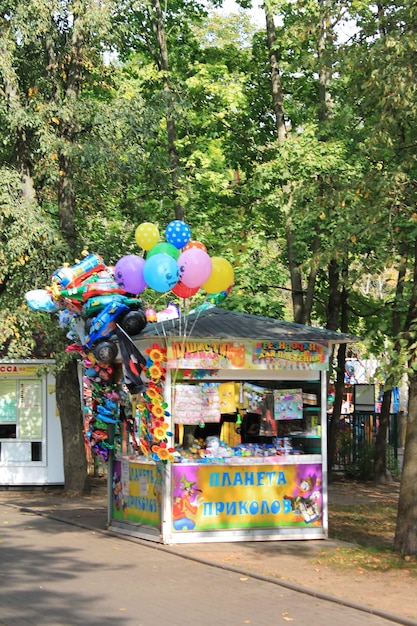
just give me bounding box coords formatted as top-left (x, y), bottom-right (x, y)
top-left (0, 482), bottom-right (417, 626)
top-left (0, 503), bottom-right (411, 626)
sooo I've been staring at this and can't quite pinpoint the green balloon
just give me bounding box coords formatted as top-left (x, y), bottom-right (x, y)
top-left (147, 242), bottom-right (180, 260)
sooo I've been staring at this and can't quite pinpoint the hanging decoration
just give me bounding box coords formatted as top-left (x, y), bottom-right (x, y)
top-left (24, 219), bottom-right (235, 463)
top-left (137, 343), bottom-right (175, 463)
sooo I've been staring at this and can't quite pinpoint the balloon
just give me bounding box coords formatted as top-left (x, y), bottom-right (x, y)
top-left (202, 257), bottom-right (234, 294)
top-left (165, 220), bottom-right (191, 249)
top-left (207, 290), bottom-right (228, 305)
top-left (171, 281), bottom-right (199, 298)
top-left (51, 253), bottom-right (106, 289)
top-left (143, 253), bottom-right (180, 293)
top-left (25, 289), bottom-right (59, 312)
top-left (207, 284), bottom-right (232, 304)
top-left (183, 240), bottom-right (207, 252)
top-left (178, 248), bottom-right (212, 288)
top-left (146, 242), bottom-right (180, 260)
top-left (114, 255), bottom-right (146, 294)
top-left (135, 222), bottom-right (159, 251)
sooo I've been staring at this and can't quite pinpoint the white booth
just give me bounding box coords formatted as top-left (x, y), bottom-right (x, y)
top-left (0, 360), bottom-right (64, 487)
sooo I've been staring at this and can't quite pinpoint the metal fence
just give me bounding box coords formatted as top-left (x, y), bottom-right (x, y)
top-left (333, 411), bottom-right (399, 477)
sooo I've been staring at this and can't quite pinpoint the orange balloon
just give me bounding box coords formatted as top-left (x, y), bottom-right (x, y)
top-left (183, 240), bottom-right (207, 252)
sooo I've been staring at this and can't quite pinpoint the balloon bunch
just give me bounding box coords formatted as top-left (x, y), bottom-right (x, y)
top-left (24, 220), bottom-right (235, 463)
top-left (114, 219), bottom-right (234, 299)
top-left (25, 252), bottom-right (147, 363)
top-left (25, 252), bottom-right (148, 462)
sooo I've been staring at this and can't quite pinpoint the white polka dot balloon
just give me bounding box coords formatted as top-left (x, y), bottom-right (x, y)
top-left (165, 220), bottom-right (191, 249)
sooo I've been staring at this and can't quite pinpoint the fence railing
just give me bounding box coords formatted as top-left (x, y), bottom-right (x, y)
top-left (332, 411), bottom-right (399, 477)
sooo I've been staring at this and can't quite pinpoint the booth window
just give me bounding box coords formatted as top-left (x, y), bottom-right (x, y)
top-left (172, 379), bottom-right (322, 457)
top-left (0, 378), bottom-right (43, 442)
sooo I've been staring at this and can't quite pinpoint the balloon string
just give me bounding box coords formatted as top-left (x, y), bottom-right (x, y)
top-left (187, 304), bottom-right (205, 337)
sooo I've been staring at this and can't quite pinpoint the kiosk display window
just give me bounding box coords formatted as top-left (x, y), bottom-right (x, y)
top-left (169, 380), bottom-right (322, 462)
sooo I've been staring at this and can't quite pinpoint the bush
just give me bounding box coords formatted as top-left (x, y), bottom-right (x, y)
top-left (346, 441), bottom-right (375, 480)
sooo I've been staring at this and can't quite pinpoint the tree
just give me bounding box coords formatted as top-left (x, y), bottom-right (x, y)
top-left (0, 0), bottom-right (118, 492)
top-left (338, 0), bottom-right (417, 550)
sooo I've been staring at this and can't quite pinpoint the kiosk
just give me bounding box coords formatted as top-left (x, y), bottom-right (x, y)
top-left (108, 308), bottom-right (355, 544)
top-left (0, 360), bottom-right (64, 487)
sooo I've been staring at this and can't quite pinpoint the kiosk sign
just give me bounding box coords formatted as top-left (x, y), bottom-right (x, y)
top-left (167, 340), bottom-right (328, 371)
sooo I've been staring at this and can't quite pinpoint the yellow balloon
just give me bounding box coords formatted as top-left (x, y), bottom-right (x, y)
top-left (202, 257), bottom-right (234, 294)
top-left (135, 222), bottom-right (159, 251)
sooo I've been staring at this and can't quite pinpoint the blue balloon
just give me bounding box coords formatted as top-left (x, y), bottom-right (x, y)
top-left (165, 220), bottom-right (191, 249)
top-left (25, 289), bottom-right (59, 313)
top-left (143, 253), bottom-right (180, 293)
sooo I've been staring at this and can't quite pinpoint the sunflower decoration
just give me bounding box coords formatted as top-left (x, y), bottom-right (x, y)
top-left (145, 382), bottom-right (163, 401)
top-left (145, 343), bottom-right (167, 382)
top-left (139, 342), bottom-right (174, 461)
top-left (152, 421), bottom-right (171, 442)
top-left (148, 361), bottom-right (165, 382)
top-left (152, 441), bottom-right (175, 463)
top-left (146, 344), bottom-right (167, 364)
top-left (149, 402), bottom-right (166, 419)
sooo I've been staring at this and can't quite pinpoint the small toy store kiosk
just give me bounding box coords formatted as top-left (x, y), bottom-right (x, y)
top-left (0, 360), bottom-right (64, 487)
top-left (108, 308), bottom-right (354, 544)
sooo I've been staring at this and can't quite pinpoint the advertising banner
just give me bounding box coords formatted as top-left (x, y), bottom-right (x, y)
top-left (172, 463), bottom-right (323, 533)
top-left (167, 340), bottom-right (328, 371)
top-left (112, 460), bottom-right (163, 528)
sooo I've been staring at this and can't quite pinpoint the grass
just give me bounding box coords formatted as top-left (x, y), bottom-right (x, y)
top-left (322, 497), bottom-right (417, 576)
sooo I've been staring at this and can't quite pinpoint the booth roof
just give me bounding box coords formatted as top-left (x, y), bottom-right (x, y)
top-left (136, 307), bottom-right (359, 344)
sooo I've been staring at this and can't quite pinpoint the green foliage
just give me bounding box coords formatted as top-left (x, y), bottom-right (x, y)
top-left (1, 0), bottom-right (417, 380)
top-left (346, 441), bottom-right (375, 481)
top-left (0, 167), bottom-right (68, 358)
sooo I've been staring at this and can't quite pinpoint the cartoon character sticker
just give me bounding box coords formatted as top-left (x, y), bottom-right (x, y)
top-left (172, 474), bottom-right (204, 531)
top-left (284, 474), bottom-right (322, 524)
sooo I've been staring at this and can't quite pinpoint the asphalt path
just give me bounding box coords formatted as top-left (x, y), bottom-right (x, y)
top-left (0, 505), bottom-right (409, 626)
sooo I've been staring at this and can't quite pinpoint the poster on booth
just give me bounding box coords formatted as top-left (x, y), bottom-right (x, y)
top-left (112, 460), bottom-right (163, 528)
top-left (167, 340), bottom-right (329, 371)
top-left (172, 463), bottom-right (323, 533)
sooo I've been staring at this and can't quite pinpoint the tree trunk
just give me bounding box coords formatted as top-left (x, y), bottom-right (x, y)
top-left (265, 8), bottom-right (308, 324)
top-left (152, 0), bottom-right (183, 220)
top-left (327, 280), bottom-right (348, 474)
top-left (327, 341), bottom-right (346, 476)
top-left (55, 360), bottom-right (89, 493)
top-left (265, 10), bottom-right (286, 143)
top-left (394, 364), bottom-right (417, 554)
top-left (374, 253), bottom-right (407, 483)
top-left (54, 7), bottom-right (89, 492)
top-left (374, 388), bottom-right (391, 483)
top-left (285, 218), bottom-right (305, 324)
top-left (58, 153), bottom-right (77, 250)
top-left (317, 0), bottom-right (333, 127)
top-left (394, 238), bottom-right (417, 553)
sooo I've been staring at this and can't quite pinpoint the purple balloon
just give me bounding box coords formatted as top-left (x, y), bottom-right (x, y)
top-left (114, 255), bottom-right (146, 294)
top-left (178, 248), bottom-right (212, 288)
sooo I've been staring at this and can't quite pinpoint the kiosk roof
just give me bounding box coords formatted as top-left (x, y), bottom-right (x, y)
top-left (137, 307), bottom-right (359, 344)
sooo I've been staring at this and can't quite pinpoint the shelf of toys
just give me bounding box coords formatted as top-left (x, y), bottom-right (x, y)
top-left (108, 336), bottom-right (330, 544)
